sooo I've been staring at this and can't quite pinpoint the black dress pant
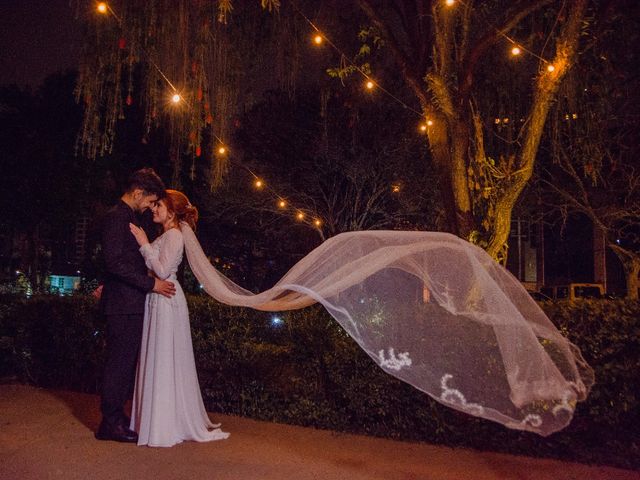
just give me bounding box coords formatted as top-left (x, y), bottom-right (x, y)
top-left (100, 313), bottom-right (144, 425)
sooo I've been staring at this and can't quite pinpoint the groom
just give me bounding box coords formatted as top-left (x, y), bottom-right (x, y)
top-left (96, 168), bottom-right (175, 443)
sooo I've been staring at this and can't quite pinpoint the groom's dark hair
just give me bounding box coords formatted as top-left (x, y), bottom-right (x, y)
top-left (125, 168), bottom-right (166, 199)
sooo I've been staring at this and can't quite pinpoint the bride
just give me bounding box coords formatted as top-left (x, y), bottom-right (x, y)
top-left (132, 190), bottom-right (593, 440)
top-left (129, 190), bottom-right (229, 447)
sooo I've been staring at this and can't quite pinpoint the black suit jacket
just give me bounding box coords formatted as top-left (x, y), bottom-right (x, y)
top-left (100, 200), bottom-right (157, 315)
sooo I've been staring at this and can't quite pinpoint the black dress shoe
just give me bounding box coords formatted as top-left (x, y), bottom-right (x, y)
top-left (95, 419), bottom-right (138, 443)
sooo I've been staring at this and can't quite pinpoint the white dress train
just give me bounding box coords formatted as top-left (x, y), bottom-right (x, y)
top-left (130, 227), bottom-right (229, 447)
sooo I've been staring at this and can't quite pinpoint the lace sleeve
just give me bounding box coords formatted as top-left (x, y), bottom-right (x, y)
top-left (140, 229), bottom-right (183, 280)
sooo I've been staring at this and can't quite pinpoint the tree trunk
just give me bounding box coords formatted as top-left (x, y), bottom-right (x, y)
top-left (484, 0), bottom-right (588, 260)
top-left (623, 258), bottom-right (640, 300)
top-left (609, 244), bottom-right (640, 300)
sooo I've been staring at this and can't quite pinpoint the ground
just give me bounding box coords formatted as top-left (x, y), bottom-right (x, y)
top-left (0, 384), bottom-right (638, 480)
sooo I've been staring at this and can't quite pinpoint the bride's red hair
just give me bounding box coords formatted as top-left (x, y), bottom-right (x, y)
top-left (164, 189), bottom-right (198, 230)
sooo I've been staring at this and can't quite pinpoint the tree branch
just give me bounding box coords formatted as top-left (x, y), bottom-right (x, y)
top-left (459, 0), bottom-right (556, 100)
top-left (357, 0), bottom-right (430, 107)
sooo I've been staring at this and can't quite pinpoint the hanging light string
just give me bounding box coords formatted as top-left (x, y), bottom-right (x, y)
top-left (95, 0), bottom-right (559, 134)
top-left (290, 1), bottom-right (424, 117)
top-left (96, 2), bottom-right (181, 95)
top-left (92, 0), bottom-right (562, 228)
top-left (96, 1), bottom-right (233, 154)
top-left (452, 0), bottom-right (556, 67)
top-left (225, 155), bottom-right (325, 229)
top-left (96, 2), bottom-right (322, 229)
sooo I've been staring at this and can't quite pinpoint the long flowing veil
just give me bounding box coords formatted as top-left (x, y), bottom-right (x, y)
top-left (181, 222), bottom-right (593, 436)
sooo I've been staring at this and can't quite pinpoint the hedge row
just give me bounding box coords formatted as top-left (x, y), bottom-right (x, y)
top-left (0, 294), bottom-right (638, 469)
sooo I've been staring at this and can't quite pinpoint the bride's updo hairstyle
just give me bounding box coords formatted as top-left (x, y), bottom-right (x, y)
top-left (165, 189), bottom-right (199, 230)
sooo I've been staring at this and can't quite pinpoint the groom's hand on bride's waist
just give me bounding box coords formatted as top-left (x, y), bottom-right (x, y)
top-left (153, 278), bottom-right (176, 298)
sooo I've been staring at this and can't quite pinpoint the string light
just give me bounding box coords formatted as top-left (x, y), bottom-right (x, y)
top-left (419, 120), bottom-right (433, 132)
top-left (92, 0), bottom-right (562, 237)
top-left (90, 3), bottom-right (335, 235)
top-left (95, 0), bottom-right (561, 167)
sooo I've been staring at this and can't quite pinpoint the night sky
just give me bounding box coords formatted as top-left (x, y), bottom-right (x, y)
top-left (0, 0), bottom-right (81, 87)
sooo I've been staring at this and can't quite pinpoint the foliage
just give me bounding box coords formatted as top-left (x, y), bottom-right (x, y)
top-left (1, 294), bottom-right (638, 468)
top-left (0, 295), bottom-right (104, 390)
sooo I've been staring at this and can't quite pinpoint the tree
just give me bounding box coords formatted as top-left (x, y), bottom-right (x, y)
top-left (538, 2), bottom-right (640, 298)
top-left (346, 0), bottom-right (593, 261)
top-left (77, 0), bottom-right (606, 263)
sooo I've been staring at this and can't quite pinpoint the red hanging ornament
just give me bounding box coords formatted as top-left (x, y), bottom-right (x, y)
top-left (196, 145), bottom-right (202, 157)
top-left (191, 62), bottom-right (198, 74)
top-left (118, 37), bottom-right (126, 50)
top-left (197, 88), bottom-right (203, 101)
top-left (206, 114), bottom-right (213, 125)
top-left (126, 94), bottom-right (133, 106)
top-left (204, 102), bottom-right (210, 112)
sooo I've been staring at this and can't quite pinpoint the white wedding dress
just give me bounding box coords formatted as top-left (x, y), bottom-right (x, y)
top-left (130, 228), bottom-right (229, 447)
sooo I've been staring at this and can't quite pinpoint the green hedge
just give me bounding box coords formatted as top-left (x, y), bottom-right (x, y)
top-left (0, 294), bottom-right (638, 469)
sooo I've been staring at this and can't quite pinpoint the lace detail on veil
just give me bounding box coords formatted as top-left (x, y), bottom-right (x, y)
top-left (179, 222), bottom-right (593, 436)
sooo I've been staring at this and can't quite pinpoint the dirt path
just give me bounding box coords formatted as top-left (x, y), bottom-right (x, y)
top-left (0, 384), bottom-right (638, 480)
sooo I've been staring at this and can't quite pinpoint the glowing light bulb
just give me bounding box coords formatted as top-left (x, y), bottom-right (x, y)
top-left (426, 119), bottom-right (434, 126)
top-left (314, 219), bottom-right (322, 226)
top-left (296, 212), bottom-right (305, 220)
top-left (392, 185), bottom-right (400, 193)
top-left (97, 2), bottom-right (108, 13)
top-left (547, 64), bottom-right (555, 72)
top-left (171, 93), bottom-right (181, 103)
top-left (419, 124), bottom-right (427, 132)
top-left (445, 0), bottom-right (455, 6)
top-left (278, 200), bottom-right (286, 208)
top-left (313, 34), bottom-right (323, 45)
top-left (503, 117), bottom-right (509, 124)
top-left (494, 118), bottom-right (501, 124)
top-left (365, 80), bottom-right (374, 90)
top-left (255, 180), bottom-right (263, 188)
top-left (218, 146), bottom-right (226, 155)
top-left (511, 47), bottom-right (521, 56)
